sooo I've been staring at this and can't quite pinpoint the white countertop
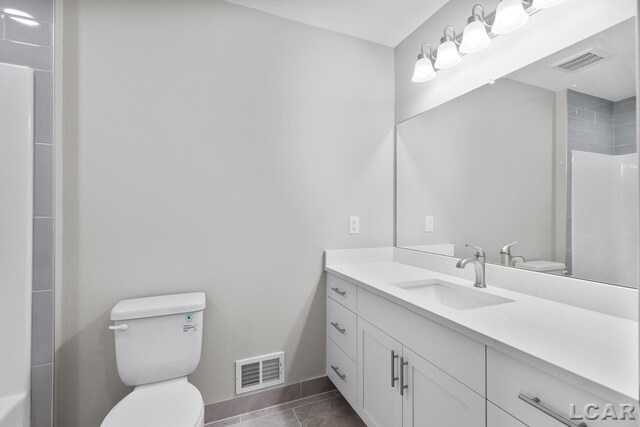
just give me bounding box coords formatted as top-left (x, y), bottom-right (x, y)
top-left (325, 259), bottom-right (639, 401)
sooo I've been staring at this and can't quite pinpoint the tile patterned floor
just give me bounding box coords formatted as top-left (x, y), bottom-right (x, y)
top-left (205, 390), bottom-right (366, 427)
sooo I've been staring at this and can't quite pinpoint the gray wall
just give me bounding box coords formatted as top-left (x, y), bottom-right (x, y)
top-left (58, 1), bottom-right (394, 425)
top-left (397, 78), bottom-right (556, 264)
top-left (0, 1), bottom-right (55, 427)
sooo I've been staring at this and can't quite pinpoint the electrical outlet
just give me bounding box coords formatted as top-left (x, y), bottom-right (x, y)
top-left (350, 216), bottom-right (360, 234)
top-left (425, 216), bottom-right (434, 233)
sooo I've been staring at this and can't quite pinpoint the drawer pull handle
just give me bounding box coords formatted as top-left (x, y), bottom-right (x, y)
top-left (399, 357), bottom-right (409, 396)
top-left (331, 287), bottom-right (346, 296)
top-left (518, 393), bottom-right (587, 427)
top-left (391, 350), bottom-right (399, 387)
top-left (330, 322), bottom-right (346, 334)
top-left (331, 365), bottom-right (346, 381)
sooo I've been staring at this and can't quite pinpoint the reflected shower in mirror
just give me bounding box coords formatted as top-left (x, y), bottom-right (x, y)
top-left (396, 18), bottom-right (638, 288)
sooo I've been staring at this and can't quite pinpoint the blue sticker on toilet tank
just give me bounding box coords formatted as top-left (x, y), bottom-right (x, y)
top-left (185, 313), bottom-right (193, 322)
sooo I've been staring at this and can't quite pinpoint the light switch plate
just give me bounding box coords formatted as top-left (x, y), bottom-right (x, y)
top-left (350, 216), bottom-right (360, 234)
top-left (425, 216), bottom-right (434, 232)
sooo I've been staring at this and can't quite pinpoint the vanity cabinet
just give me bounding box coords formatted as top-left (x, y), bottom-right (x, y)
top-left (326, 272), bottom-right (636, 427)
top-left (327, 274), bottom-right (486, 427)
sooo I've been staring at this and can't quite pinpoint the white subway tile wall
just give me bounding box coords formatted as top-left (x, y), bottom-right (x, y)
top-left (0, 0), bottom-right (54, 426)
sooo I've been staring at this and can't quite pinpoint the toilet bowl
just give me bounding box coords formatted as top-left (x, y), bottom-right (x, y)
top-left (101, 293), bottom-right (206, 427)
top-left (101, 378), bottom-right (204, 427)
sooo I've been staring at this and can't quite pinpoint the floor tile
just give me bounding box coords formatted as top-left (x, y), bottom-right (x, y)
top-left (294, 396), bottom-right (365, 427)
top-left (300, 377), bottom-right (336, 398)
top-left (206, 416), bottom-right (240, 427)
top-left (236, 410), bottom-right (300, 427)
top-left (240, 391), bottom-right (336, 422)
top-left (205, 383), bottom-right (300, 422)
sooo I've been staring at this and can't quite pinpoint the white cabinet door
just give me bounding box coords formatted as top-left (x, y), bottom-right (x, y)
top-left (358, 318), bottom-right (403, 427)
top-left (402, 347), bottom-right (486, 427)
top-left (487, 402), bottom-right (527, 427)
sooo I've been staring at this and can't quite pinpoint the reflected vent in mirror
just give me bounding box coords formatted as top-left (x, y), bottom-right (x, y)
top-left (236, 352), bottom-right (285, 394)
top-left (551, 48), bottom-right (611, 73)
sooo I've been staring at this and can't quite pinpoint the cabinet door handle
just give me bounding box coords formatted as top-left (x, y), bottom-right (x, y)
top-left (331, 365), bottom-right (346, 381)
top-left (518, 393), bottom-right (587, 427)
top-left (330, 287), bottom-right (346, 296)
top-left (330, 322), bottom-right (346, 334)
top-left (391, 350), bottom-right (399, 387)
top-left (399, 357), bottom-right (409, 396)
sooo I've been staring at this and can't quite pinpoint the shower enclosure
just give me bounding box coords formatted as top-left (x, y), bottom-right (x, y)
top-left (0, 62), bottom-right (34, 427)
top-left (572, 150), bottom-right (639, 287)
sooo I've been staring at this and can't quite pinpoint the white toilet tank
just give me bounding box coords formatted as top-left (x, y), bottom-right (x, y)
top-left (110, 292), bottom-right (206, 387)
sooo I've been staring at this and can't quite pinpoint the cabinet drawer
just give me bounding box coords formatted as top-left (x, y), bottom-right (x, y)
top-left (488, 348), bottom-right (638, 427)
top-left (358, 288), bottom-right (485, 396)
top-left (327, 274), bottom-right (357, 312)
top-left (327, 338), bottom-right (357, 408)
top-left (327, 297), bottom-right (357, 360)
top-left (487, 402), bottom-right (527, 426)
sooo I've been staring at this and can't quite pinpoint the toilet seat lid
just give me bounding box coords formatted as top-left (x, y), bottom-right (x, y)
top-left (101, 379), bottom-right (203, 427)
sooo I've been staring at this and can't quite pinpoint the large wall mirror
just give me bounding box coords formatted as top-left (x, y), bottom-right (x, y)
top-left (397, 17), bottom-right (638, 289)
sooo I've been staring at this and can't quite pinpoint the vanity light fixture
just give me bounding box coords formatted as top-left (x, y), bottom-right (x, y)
top-left (532, 0), bottom-right (566, 8)
top-left (412, 43), bottom-right (436, 83)
top-left (460, 5), bottom-right (491, 54)
top-left (492, 0), bottom-right (529, 34)
top-left (411, 0), bottom-right (570, 83)
top-left (434, 26), bottom-right (462, 69)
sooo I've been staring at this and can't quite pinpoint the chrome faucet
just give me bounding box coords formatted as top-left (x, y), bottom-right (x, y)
top-left (499, 241), bottom-right (526, 266)
top-left (456, 244), bottom-right (486, 288)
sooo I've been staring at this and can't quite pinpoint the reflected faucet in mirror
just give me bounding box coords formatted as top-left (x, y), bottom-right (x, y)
top-left (499, 241), bottom-right (526, 266)
top-left (456, 244), bottom-right (487, 288)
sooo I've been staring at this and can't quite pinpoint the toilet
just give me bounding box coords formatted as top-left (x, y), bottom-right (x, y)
top-left (514, 260), bottom-right (567, 275)
top-left (101, 292), bottom-right (207, 427)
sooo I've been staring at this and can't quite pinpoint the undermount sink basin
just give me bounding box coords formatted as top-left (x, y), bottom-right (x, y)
top-left (391, 279), bottom-right (514, 311)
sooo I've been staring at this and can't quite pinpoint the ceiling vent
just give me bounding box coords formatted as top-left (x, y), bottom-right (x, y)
top-left (551, 48), bottom-right (611, 73)
top-left (236, 352), bottom-right (284, 394)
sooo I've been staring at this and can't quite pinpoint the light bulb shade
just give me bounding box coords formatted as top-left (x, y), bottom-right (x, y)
top-left (434, 40), bottom-right (461, 69)
top-left (491, 0), bottom-right (529, 35)
top-left (460, 20), bottom-right (491, 54)
top-left (533, 0), bottom-right (565, 8)
top-left (412, 55), bottom-right (436, 83)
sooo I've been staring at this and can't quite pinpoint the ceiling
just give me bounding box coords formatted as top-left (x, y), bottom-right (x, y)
top-left (508, 18), bottom-right (637, 102)
top-left (224, 0), bottom-right (450, 47)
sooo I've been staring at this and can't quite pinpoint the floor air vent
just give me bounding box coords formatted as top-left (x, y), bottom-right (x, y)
top-left (236, 352), bottom-right (284, 394)
top-left (552, 48), bottom-right (610, 73)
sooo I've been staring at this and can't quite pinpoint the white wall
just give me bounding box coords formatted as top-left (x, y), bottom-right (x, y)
top-left (397, 79), bottom-right (556, 264)
top-left (395, 0), bottom-right (637, 123)
top-left (58, 1), bottom-right (394, 425)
